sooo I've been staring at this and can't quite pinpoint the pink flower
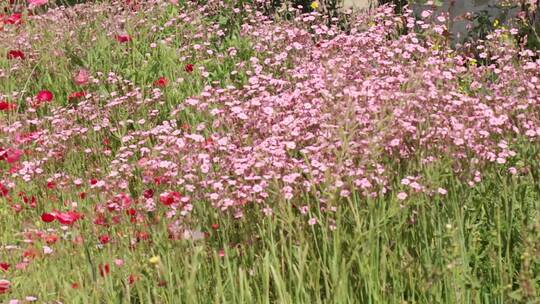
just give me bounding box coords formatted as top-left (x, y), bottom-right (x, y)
top-left (397, 192), bottom-right (408, 200)
top-left (28, 0), bottom-right (48, 8)
top-left (73, 69), bottom-right (89, 86)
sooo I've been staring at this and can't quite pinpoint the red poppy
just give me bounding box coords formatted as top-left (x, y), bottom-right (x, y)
top-left (7, 50), bottom-right (25, 60)
top-left (36, 90), bottom-right (53, 103)
top-left (0, 183), bottom-right (9, 197)
top-left (142, 188), bottom-right (154, 199)
top-left (23, 247), bottom-right (38, 259)
top-left (99, 263), bottom-right (110, 276)
top-left (154, 76), bottom-right (168, 87)
top-left (115, 34), bottom-right (131, 43)
top-left (0, 262), bottom-right (9, 272)
top-left (46, 181), bottom-right (56, 189)
top-left (44, 234), bottom-right (58, 244)
top-left (5, 13), bottom-right (22, 25)
top-left (98, 234), bottom-right (110, 245)
top-left (136, 231), bottom-right (149, 242)
top-left (41, 213), bottom-right (55, 223)
top-left (0, 101), bottom-right (16, 111)
top-left (159, 191), bottom-right (181, 206)
top-left (128, 274), bottom-right (137, 285)
top-left (0, 279), bottom-right (10, 294)
top-left (54, 211), bottom-right (81, 225)
top-left (68, 91), bottom-right (86, 101)
top-left (185, 63), bottom-right (194, 73)
top-left (211, 223), bottom-right (219, 230)
top-left (1, 148), bottom-right (23, 164)
top-left (71, 282), bottom-right (79, 289)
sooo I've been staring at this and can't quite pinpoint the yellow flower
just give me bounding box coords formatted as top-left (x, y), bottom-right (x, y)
top-left (493, 19), bottom-right (499, 27)
top-left (469, 58), bottom-right (477, 66)
top-left (149, 256), bottom-right (161, 264)
top-left (310, 1), bottom-right (319, 9)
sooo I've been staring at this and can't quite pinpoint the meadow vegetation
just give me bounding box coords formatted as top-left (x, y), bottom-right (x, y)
top-left (0, 0), bottom-right (539, 303)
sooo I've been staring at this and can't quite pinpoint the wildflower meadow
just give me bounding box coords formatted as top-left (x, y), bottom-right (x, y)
top-left (0, 0), bottom-right (539, 303)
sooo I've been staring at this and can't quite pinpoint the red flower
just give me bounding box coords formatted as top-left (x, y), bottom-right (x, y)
top-left (159, 191), bottom-right (181, 206)
top-left (99, 263), bottom-right (110, 276)
top-left (98, 234), bottom-right (110, 245)
top-left (0, 183), bottom-right (9, 197)
top-left (71, 282), bottom-right (79, 289)
top-left (0, 148), bottom-right (23, 164)
top-left (184, 63), bottom-right (194, 73)
top-left (44, 234), bottom-right (58, 244)
top-left (54, 211), bottom-right (81, 225)
top-left (154, 76), bottom-right (168, 87)
top-left (5, 13), bottom-right (22, 25)
top-left (211, 223), bottom-right (219, 230)
top-left (36, 90), bottom-right (53, 103)
top-left (41, 213), bottom-right (55, 223)
top-left (68, 91), bottom-right (86, 101)
top-left (46, 181), bottom-right (56, 189)
top-left (23, 247), bottom-right (38, 259)
top-left (0, 279), bottom-right (10, 294)
top-left (0, 100), bottom-right (16, 111)
top-left (142, 188), bottom-right (154, 199)
top-left (7, 50), bottom-right (25, 60)
top-left (0, 262), bottom-right (9, 272)
top-left (115, 34), bottom-right (131, 43)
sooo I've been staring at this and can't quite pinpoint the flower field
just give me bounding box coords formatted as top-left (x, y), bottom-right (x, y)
top-left (0, 0), bottom-right (539, 303)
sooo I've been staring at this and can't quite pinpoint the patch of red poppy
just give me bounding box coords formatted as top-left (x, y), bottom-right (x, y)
top-left (0, 262), bottom-right (9, 272)
top-left (142, 188), bottom-right (154, 199)
top-left (159, 191), bottom-right (181, 206)
top-left (98, 234), bottom-right (110, 245)
top-left (53, 211), bottom-right (82, 225)
top-left (5, 13), bottom-right (22, 25)
top-left (44, 234), bottom-right (58, 244)
top-left (154, 76), bottom-right (168, 87)
top-left (115, 34), bottom-right (131, 43)
top-left (68, 91), bottom-right (86, 101)
top-left (0, 183), bottom-right (9, 197)
top-left (36, 90), bottom-right (53, 103)
top-left (7, 50), bottom-right (25, 60)
top-left (0, 279), bottom-right (10, 294)
top-left (128, 274), bottom-right (138, 285)
top-left (0, 148), bottom-right (23, 164)
top-left (0, 100), bottom-right (17, 111)
top-left (22, 247), bottom-right (38, 259)
top-left (185, 63), bottom-right (194, 73)
top-left (41, 213), bottom-right (55, 223)
top-left (98, 263), bottom-right (110, 276)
